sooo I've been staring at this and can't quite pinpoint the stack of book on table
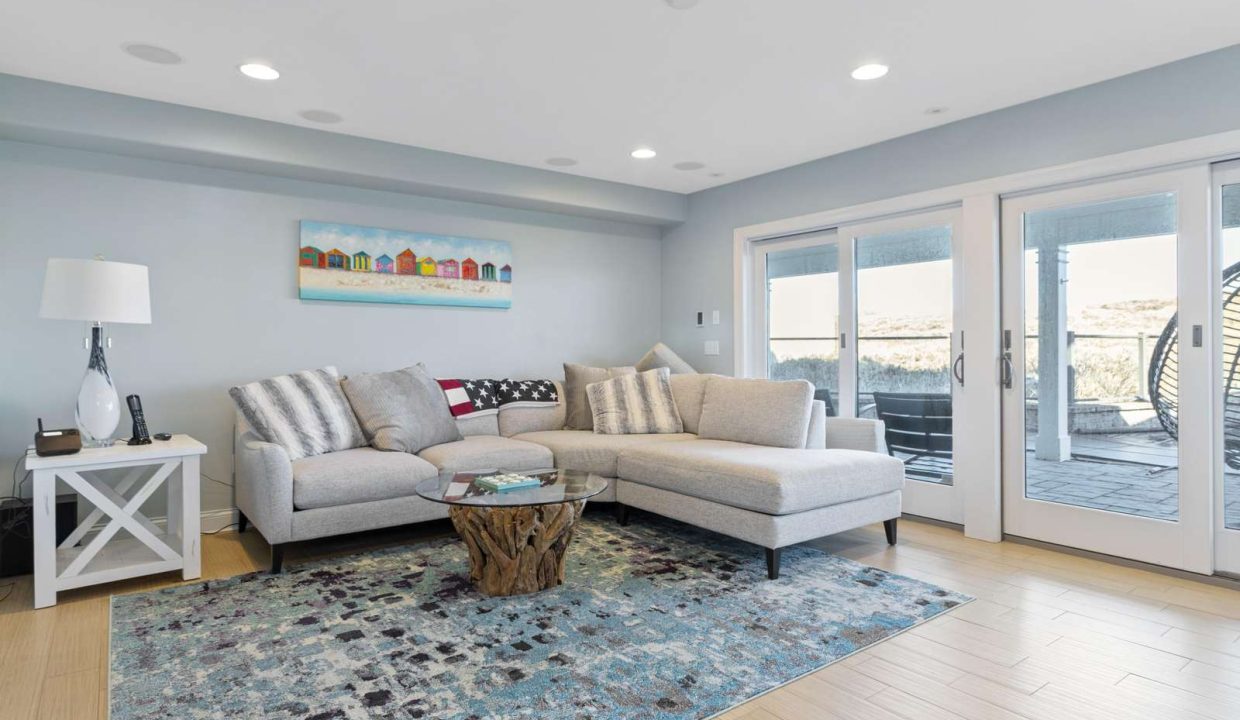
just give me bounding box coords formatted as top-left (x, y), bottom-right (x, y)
top-left (476, 473), bottom-right (541, 493)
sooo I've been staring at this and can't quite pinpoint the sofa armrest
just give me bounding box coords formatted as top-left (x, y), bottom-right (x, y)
top-left (823, 417), bottom-right (888, 453)
top-left (234, 430), bottom-right (295, 544)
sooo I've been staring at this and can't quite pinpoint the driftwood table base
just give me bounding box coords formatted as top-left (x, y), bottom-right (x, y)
top-left (448, 500), bottom-right (586, 597)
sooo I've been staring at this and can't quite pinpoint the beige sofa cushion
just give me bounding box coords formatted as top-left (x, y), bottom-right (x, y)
top-left (635, 342), bottom-right (696, 374)
top-left (457, 415), bottom-right (500, 437)
top-left (498, 381), bottom-right (566, 436)
top-left (697, 376), bottom-right (813, 449)
top-left (292, 447), bottom-right (439, 510)
top-left (668, 373), bottom-right (709, 434)
top-left (563, 364), bottom-right (636, 430)
top-left (617, 439), bottom-right (905, 515)
top-left (513, 430), bottom-right (695, 477)
top-left (418, 436), bottom-right (553, 472)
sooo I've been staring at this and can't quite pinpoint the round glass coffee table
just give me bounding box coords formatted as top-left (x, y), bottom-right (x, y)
top-left (415, 468), bottom-right (606, 597)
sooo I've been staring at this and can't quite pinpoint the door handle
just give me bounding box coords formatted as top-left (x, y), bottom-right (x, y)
top-left (952, 352), bottom-right (965, 386)
top-left (1001, 352), bottom-right (1014, 389)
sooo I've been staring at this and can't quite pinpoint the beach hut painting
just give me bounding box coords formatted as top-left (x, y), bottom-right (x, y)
top-left (396, 249), bottom-right (417, 275)
top-left (299, 221), bottom-right (513, 308)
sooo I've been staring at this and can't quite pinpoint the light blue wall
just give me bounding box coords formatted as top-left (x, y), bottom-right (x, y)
top-left (0, 140), bottom-right (662, 515)
top-left (662, 44), bottom-right (1240, 373)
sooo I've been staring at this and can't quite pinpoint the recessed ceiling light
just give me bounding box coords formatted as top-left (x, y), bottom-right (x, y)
top-left (665, 0), bottom-right (701, 8)
top-left (545, 157), bottom-right (578, 167)
top-left (631, 148), bottom-right (657, 160)
top-left (239, 63), bottom-right (280, 80)
top-left (299, 109), bottom-right (343, 124)
top-left (924, 106), bottom-right (948, 115)
top-left (850, 63), bottom-right (889, 81)
top-left (673, 161), bottom-right (706, 171)
top-left (122, 43), bottom-right (182, 65)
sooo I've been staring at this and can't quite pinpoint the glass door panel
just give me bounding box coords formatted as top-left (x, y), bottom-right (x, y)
top-left (1021, 192), bottom-right (1180, 519)
top-left (760, 237), bottom-right (840, 411)
top-left (1217, 163), bottom-right (1240, 574)
top-left (855, 225), bottom-right (955, 485)
top-left (1001, 168), bottom-right (1212, 572)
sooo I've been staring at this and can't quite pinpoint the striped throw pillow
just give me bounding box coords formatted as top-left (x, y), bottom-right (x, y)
top-left (586, 367), bottom-right (684, 435)
top-left (229, 366), bottom-right (366, 459)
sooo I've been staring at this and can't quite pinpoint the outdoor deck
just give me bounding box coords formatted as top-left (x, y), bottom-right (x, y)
top-left (895, 431), bottom-right (1240, 528)
top-left (1023, 431), bottom-right (1240, 527)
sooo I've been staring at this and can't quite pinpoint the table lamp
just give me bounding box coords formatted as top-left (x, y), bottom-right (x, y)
top-left (39, 257), bottom-right (151, 447)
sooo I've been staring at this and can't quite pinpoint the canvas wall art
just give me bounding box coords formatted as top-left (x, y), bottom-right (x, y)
top-left (298, 221), bottom-right (513, 308)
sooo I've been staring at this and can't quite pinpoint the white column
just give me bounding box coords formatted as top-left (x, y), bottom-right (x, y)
top-left (180, 455), bottom-right (201, 580)
top-left (1036, 244), bottom-right (1071, 461)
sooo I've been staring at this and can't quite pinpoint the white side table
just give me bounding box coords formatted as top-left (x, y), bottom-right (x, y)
top-left (26, 434), bottom-right (207, 608)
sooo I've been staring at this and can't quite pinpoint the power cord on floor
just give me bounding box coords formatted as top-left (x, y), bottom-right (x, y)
top-left (203, 522), bottom-right (241, 536)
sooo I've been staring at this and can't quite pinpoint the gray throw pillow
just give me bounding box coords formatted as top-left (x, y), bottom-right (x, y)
top-left (229, 366), bottom-right (366, 460)
top-left (562, 363), bottom-right (636, 430)
top-left (341, 365), bottom-right (462, 453)
top-left (696, 376), bottom-right (814, 448)
top-left (635, 342), bottom-right (696, 375)
top-left (587, 368), bottom-right (683, 435)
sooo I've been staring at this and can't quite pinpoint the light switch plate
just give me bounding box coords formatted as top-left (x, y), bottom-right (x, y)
top-left (704, 340), bottom-right (720, 356)
top-left (711, 310), bottom-right (720, 325)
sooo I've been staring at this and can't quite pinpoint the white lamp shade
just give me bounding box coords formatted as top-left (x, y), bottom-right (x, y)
top-left (40, 258), bottom-right (151, 324)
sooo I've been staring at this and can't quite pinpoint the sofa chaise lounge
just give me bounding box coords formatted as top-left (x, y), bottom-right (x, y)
top-left (235, 373), bottom-right (904, 578)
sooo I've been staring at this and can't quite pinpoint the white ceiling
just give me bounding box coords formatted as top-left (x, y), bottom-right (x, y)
top-left (1, 0), bottom-right (1238, 194)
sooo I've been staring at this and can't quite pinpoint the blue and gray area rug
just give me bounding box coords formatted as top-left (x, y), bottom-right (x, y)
top-left (111, 516), bottom-right (970, 719)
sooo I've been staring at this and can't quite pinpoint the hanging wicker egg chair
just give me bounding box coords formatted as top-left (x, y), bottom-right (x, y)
top-left (1149, 259), bottom-right (1240, 469)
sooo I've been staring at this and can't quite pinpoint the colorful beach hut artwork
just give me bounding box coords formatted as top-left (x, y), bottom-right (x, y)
top-left (299, 246), bottom-right (326, 268)
top-left (396, 249), bottom-right (417, 275)
top-left (299, 220), bottom-right (513, 309)
top-left (326, 248), bottom-right (349, 269)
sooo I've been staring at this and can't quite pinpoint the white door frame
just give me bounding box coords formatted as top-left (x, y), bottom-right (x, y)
top-left (1213, 159), bottom-right (1240, 575)
top-left (837, 208), bottom-right (965, 524)
top-left (1000, 167), bottom-right (1214, 574)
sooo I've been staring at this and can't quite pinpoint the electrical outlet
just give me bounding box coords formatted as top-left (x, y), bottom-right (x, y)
top-left (704, 340), bottom-right (720, 356)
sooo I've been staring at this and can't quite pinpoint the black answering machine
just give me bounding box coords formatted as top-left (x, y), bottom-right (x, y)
top-left (34, 419), bottom-right (81, 457)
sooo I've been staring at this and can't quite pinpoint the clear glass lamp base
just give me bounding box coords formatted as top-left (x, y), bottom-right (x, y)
top-left (76, 324), bottom-right (120, 448)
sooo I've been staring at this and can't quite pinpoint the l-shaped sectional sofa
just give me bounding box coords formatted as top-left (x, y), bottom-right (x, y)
top-left (235, 373), bottom-right (905, 579)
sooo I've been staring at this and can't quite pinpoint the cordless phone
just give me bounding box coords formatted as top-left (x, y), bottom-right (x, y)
top-left (127, 394), bottom-right (152, 445)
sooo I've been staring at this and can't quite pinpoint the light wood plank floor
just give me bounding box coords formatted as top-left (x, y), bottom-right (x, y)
top-left (3, 513), bottom-right (1240, 720)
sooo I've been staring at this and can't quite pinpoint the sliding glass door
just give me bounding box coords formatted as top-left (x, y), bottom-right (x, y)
top-left (1215, 160), bottom-right (1240, 576)
top-left (841, 210), bottom-right (963, 523)
top-left (1001, 168), bottom-right (1212, 572)
top-left (755, 231), bottom-right (843, 412)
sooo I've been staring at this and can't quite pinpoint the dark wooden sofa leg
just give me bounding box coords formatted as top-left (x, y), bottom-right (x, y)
top-left (270, 544), bottom-right (285, 574)
top-left (615, 503), bottom-right (630, 526)
top-left (884, 518), bottom-right (898, 546)
top-left (765, 547), bottom-right (781, 580)
top-left (237, 512), bottom-right (248, 534)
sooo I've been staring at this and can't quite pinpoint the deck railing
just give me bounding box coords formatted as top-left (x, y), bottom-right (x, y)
top-left (769, 331), bottom-right (1162, 402)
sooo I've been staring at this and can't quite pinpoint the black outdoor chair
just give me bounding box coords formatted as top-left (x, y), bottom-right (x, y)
top-left (812, 388), bottom-right (837, 417)
top-left (871, 392), bottom-right (953, 480)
